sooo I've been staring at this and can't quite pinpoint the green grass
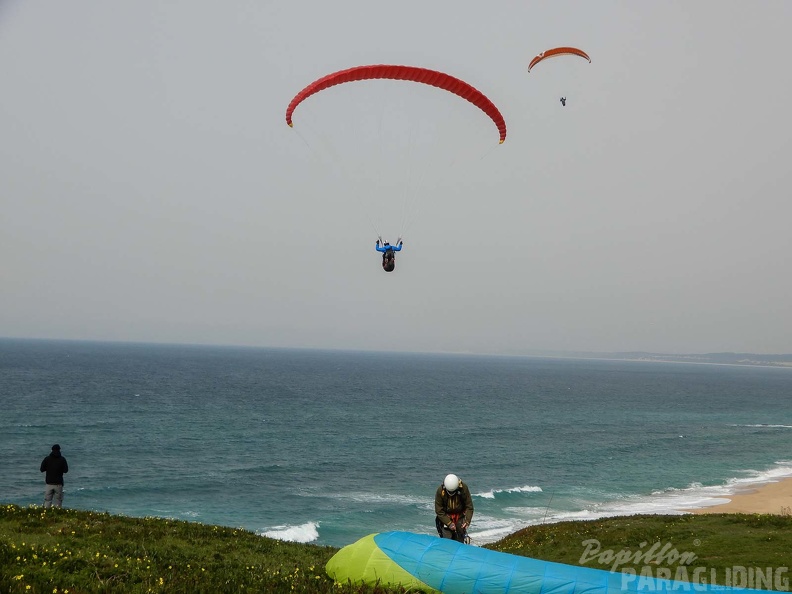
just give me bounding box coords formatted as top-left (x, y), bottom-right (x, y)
top-left (2, 504), bottom-right (791, 593)
top-left (487, 514), bottom-right (792, 572)
top-left (0, 505), bottom-right (401, 593)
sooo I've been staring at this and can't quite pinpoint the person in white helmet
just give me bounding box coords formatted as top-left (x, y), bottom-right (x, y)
top-left (434, 473), bottom-right (473, 542)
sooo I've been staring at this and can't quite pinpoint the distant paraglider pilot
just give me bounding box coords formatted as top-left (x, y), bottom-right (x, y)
top-left (560, 97), bottom-right (566, 107)
top-left (375, 237), bottom-right (402, 272)
top-left (435, 473), bottom-right (473, 543)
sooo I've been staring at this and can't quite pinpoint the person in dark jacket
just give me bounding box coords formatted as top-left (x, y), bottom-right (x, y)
top-left (434, 473), bottom-right (473, 543)
top-left (40, 444), bottom-right (68, 508)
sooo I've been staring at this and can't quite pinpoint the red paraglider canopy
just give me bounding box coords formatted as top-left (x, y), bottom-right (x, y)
top-left (286, 64), bottom-right (507, 144)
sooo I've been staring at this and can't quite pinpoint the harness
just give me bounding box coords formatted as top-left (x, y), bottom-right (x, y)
top-left (447, 511), bottom-right (464, 527)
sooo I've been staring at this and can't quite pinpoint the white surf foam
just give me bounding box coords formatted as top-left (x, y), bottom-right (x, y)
top-left (322, 491), bottom-right (429, 507)
top-left (468, 462), bottom-right (792, 545)
top-left (260, 521), bottom-right (320, 543)
top-left (477, 485), bottom-right (543, 499)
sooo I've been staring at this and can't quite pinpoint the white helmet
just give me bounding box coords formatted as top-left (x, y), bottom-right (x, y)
top-left (444, 474), bottom-right (460, 493)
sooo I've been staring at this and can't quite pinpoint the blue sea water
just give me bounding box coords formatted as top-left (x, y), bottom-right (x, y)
top-left (2, 339), bottom-right (792, 548)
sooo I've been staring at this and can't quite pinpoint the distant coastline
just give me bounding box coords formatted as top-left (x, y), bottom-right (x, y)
top-left (2, 337), bottom-right (792, 368)
top-left (446, 346), bottom-right (792, 368)
top-left (561, 351), bottom-right (792, 368)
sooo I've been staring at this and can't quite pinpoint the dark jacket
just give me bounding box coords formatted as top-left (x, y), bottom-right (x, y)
top-left (40, 452), bottom-right (69, 485)
top-left (434, 480), bottom-right (474, 527)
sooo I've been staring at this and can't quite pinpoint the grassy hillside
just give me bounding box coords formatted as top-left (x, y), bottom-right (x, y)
top-left (2, 504), bottom-right (791, 593)
top-left (487, 513), bottom-right (792, 578)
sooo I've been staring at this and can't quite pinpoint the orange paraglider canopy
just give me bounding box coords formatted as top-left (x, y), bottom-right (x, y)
top-left (286, 64), bottom-right (507, 144)
top-left (528, 47), bottom-right (591, 72)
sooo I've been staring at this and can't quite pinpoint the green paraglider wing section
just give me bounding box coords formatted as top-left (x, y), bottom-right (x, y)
top-left (327, 531), bottom-right (771, 594)
top-left (325, 533), bottom-right (437, 592)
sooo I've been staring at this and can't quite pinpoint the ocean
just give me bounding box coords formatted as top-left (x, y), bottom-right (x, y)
top-left (2, 339), bottom-right (792, 548)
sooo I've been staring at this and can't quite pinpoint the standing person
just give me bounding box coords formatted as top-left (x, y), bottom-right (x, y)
top-left (434, 473), bottom-right (473, 543)
top-left (40, 444), bottom-right (68, 508)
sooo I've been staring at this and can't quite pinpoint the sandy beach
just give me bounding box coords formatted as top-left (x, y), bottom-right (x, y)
top-left (686, 477), bottom-right (792, 515)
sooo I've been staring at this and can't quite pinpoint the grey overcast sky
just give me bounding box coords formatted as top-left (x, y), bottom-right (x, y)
top-left (2, 1), bottom-right (790, 355)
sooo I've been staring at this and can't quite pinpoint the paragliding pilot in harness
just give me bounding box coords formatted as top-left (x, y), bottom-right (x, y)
top-left (435, 474), bottom-right (473, 544)
top-left (560, 97), bottom-right (566, 106)
top-left (375, 237), bottom-right (403, 273)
